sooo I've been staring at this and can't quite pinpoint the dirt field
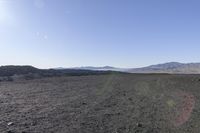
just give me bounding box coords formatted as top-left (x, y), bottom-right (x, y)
top-left (0, 74), bottom-right (200, 133)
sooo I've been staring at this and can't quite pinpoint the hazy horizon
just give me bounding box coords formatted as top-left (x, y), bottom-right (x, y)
top-left (1, 61), bottom-right (200, 70)
top-left (1, 0), bottom-right (200, 68)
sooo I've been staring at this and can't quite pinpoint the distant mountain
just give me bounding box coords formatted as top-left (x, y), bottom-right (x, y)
top-left (54, 62), bottom-right (200, 74)
top-left (73, 66), bottom-right (118, 71)
top-left (128, 62), bottom-right (200, 74)
top-left (55, 66), bottom-right (127, 71)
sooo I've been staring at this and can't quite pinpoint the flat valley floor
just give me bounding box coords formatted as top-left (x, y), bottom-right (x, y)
top-left (0, 74), bottom-right (200, 133)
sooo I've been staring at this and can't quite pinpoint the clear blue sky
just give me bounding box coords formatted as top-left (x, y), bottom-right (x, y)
top-left (1, 0), bottom-right (200, 68)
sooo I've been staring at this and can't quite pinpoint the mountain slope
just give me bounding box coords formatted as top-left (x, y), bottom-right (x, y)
top-left (0, 65), bottom-right (126, 82)
top-left (128, 62), bottom-right (200, 74)
top-left (54, 62), bottom-right (200, 74)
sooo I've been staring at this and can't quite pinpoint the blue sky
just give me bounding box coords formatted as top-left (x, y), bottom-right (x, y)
top-left (1, 0), bottom-right (200, 68)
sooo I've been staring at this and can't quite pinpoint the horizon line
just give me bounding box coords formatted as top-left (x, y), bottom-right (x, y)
top-left (0, 61), bottom-right (200, 69)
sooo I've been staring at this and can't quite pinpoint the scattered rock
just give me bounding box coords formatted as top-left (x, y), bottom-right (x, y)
top-left (7, 122), bottom-right (14, 126)
top-left (136, 123), bottom-right (143, 128)
top-left (7, 130), bottom-right (14, 133)
top-left (82, 102), bottom-right (87, 105)
top-left (31, 121), bottom-right (37, 126)
top-left (128, 97), bottom-right (133, 101)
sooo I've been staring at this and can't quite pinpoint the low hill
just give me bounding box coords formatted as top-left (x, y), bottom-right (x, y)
top-left (0, 65), bottom-right (40, 77)
top-left (0, 65), bottom-right (125, 81)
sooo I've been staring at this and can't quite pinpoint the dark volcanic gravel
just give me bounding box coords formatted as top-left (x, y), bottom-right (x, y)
top-left (0, 74), bottom-right (200, 133)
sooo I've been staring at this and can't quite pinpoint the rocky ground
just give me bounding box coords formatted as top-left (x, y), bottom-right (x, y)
top-left (0, 74), bottom-right (200, 133)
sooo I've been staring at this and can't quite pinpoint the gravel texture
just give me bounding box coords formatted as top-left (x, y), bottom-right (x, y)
top-left (0, 74), bottom-right (200, 133)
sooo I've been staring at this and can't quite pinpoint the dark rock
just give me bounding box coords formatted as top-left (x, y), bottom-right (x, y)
top-left (7, 131), bottom-right (14, 133)
top-left (128, 97), bottom-right (133, 101)
top-left (136, 123), bottom-right (143, 128)
top-left (82, 102), bottom-right (87, 105)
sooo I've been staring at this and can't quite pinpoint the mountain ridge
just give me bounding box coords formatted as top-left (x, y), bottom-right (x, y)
top-left (1, 62), bottom-right (200, 75)
top-left (128, 62), bottom-right (200, 74)
top-left (55, 62), bottom-right (200, 74)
